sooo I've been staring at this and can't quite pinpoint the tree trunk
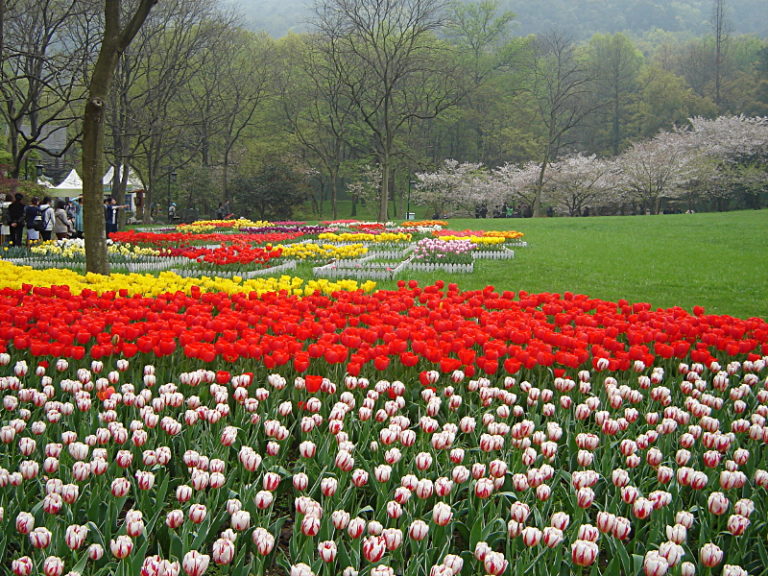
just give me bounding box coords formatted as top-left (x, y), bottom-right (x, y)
top-left (329, 166), bottom-right (338, 220)
top-left (83, 4), bottom-right (121, 275)
top-left (378, 152), bottom-right (389, 222)
top-left (533, 157), bottom-right (548, 218)
top-left (83, 0), bottom-right (157, 274)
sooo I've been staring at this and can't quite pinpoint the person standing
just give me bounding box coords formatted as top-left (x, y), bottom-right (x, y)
top-left (0, 194), bottom-right (12, 246)
top-left (104, 196), bottom-right (127, 236)
top-left (70, 197), bottom-right (83, 238)
top-left (24, 197), bottom-right (41, 246)
top-left (38, 197), bottom-right (54, 241)
top-left (54, 200), bottom-right (73, 239)
top-left (7, 193), bottom-right (26, 247)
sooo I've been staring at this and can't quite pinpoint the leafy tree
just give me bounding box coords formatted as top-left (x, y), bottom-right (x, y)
top-left (126, 0), bottom-right (232, 223)
top-left (231, 162), bottom-right (313, 220)
top-left (630, 66), bottom-right (716, 139)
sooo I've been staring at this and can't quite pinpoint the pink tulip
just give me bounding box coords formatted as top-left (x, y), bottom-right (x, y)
top-left (383, 528), bottom-right (403, 551)
top-left (29, 527), bottom-right (52, 549)
top-left (542, 527), bottom-right (563, 548)
top-left (409, 519), bottom-right (429, 541)
top-left (727, 514), bottom-right (750, 536)
top-left (318, 540), bottom-right (337, 563)
top-left (64, 524), bottom-right (88, 550)
top-left (332, 510), bottom-right (350, 530)
top-left (15, 512), bottom-right (34, 534)
top-left (633, 498), bottom-right (654, 520)
top-left (707, 492), bottom-right (730, 516)
top-left (230, 510), bottom-right (250, 531)
top-left (474, 477), bottom-right (494, 499)
top-left (550, 511), bottom-right (570, 531)
top-left (347, 517), bottom-right (366, 539)
top-left (666, 523), bottom-right (687, 544)
top-left (182, 550), bottom-right (210, 576)
top-left (166, 509), bottom-right (184, 529)
top-left (263, 472), bottom-right (281, 491)
top-left (643, 551), bottom-right (668, 576)
top-left (571, 539), bottom-right (599, 567)
top-left (675, 510), bottom-right (695, 529)
top-left (362, 535), bottom-right (386, 563)
top-left (252, 527), bottom-right (275, 556)
top-left (290, 563), bottom-right (314, 576)
top-left (576, 487), bottom-right (595, 508)
top-left (87, 543), bottom-right (104, 561)
top-left (658, 541), bottom-right (684, 567)
top-left (699, 543), bottom-right (723, 567)
top-left (521, 526), bottom-right (542, 547)
top-left (212, 538), bottom-right (235, 565)
top-left (12, 557), bottom-right (33, 576)
top-left (432, 502), bottom-right (453, 526)
top-left (483, 551), bottom-right (508, 575)
top-left (734, 498), bottom-right (755, 518)
top-left (254, 490), bottom-right (274, 510)
top-left (612, 517), bottom-right (632, 541)
top-left (110, 535), bottom-right (133, 559)
top-left (189, 504), bottom-right (207, 524)
top-left (301, 514), bottom-right (321, 537)
top-left (42, 556), bottom-right (64, 576)
top-left (141, 555), bottom-right (180, 576)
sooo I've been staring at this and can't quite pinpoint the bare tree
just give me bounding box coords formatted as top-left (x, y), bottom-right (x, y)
top-left (82, 0), bottom-right (157, 275)
top-left (581, 33), bottom-right (644, 155)
top-left (114, 0), bottom-right (228, 223)
top-left (184, 28), bottom-right (275, 204)
top-left (313, 0), bottom-right (463, 221)
top-left (277, 34), bottom-right (358, 219)
top-left (0, 0), bottom-right (96, 178)
top-left (713, 0), bottom-right (729, 108)
top-left (526, 32), bottom-right (595, 216)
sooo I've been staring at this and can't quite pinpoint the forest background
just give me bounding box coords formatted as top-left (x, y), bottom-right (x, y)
top-left (1, 0), bottom-right (767, 223)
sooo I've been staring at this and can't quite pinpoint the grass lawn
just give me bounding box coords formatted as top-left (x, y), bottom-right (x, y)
top-left (368, 209), bottom-right (767, 320)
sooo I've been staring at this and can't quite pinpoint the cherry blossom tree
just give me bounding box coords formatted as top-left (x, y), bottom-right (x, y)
top-left (547, 154), bottom-right (615, 216)
top-left (490, 161), bottom-right (545, 217)
top-left (613, 130), bottom-right (699, 214)
top-left (413, 160), bottom-right (486, 217)
top-left (683, 115), bottom-right (768, 209)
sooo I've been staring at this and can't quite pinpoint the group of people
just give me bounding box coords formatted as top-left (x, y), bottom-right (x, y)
top-left (1, 193), bottom-right (83, 247)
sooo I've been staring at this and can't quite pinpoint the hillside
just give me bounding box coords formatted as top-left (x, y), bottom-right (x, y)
top-left (226, 0), bottom-right (767, 39)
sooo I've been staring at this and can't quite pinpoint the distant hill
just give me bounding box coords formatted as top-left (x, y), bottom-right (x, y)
top-left (225, 0), bottom-right (767, 39)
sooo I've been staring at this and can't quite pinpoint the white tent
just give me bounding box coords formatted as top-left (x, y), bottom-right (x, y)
top-left (50, 169), bottom-right (82, 198)
top-left (103, 165), bottom-right (144, 192)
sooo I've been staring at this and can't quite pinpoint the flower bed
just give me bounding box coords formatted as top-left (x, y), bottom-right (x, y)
top-left (0, 275), bottom-right (766, 576)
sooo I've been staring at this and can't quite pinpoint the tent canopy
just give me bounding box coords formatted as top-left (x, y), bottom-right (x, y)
top-left (103, 165), bottom-right (144, 192)
top-left (49, 169), bottom-right (82, 198)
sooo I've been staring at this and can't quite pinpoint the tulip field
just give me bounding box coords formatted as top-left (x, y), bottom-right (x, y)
top-left (1, 218), bottom-right (768, 576)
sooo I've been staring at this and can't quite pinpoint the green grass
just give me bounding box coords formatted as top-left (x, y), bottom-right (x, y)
top-left (366, 210), bottom-right (768, 319)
